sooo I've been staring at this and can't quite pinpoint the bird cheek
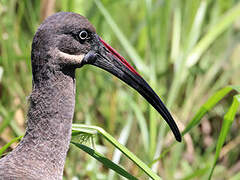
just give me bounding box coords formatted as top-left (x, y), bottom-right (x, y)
top-left (51, 48), bottom-right (86, 67)
top-left (58, 51), bottom-right (85, 64)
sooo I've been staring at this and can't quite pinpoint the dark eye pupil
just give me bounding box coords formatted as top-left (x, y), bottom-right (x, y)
top-left (79, 30), bottom-right (88, 40)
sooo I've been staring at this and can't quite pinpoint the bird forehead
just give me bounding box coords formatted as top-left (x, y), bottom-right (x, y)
top-left (41, 12), bottom-right (96, 33)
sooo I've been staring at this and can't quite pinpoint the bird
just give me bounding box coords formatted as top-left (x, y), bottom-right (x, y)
top-left (0, 12), bottom-right (181, 180)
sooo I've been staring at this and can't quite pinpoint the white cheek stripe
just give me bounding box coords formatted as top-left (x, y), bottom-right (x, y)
top-left (58, 51), bottom-right (85, 63)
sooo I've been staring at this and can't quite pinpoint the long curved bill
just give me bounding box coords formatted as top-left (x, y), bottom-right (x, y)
top-left (83, 36), bottom-right (181, 142)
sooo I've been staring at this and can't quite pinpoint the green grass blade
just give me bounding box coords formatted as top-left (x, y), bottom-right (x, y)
top-left (130, 100), bottom-right (149, 152)
top-left (0, 103), bottom-right (23, 137)
top-left (71, 142), bottom-right (139, 180)
top-left (181, 166), bottom-right (210, 180)
top-left (170, 1), bottom-right (181, 63)
top-left (182, 86), bottom-right (233, 135)
top-left (0, 104), bottom-right (13, 134)
top-left (230, 85), bottom-right (240, 93)
top-left (208, 94), bottom-right (240, 179)
top-left (72, 124), bottom-right (161, 180)
top-left (9, 118), bottom-right (24, 137)
top-left (153, 86), bottom-right (240, 163)
top-left (167, 0), bottom-right (207, 108)
top-left (94, 0), bottom-right (148, 75)
top-left (150, 143), bottom-right (175, 165)
top-left (108, 114), bottom-right (133, 179)
top-left (186, 1), bottom-right (240, 67)
top-left (0, 136), bottom-right (23, 157)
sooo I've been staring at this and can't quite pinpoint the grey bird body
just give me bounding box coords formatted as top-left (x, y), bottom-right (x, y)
top-left (0, 12), bottom-right (181, 180)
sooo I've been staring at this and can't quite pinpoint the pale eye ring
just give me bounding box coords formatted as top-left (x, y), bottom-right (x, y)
top-left (79, 30), bottom-right (88, 40)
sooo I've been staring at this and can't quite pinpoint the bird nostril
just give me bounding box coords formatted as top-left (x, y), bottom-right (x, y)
top-left (102, 46), bottom-right (110, 54)
top-left (82, 51), bottom-right (97, 65)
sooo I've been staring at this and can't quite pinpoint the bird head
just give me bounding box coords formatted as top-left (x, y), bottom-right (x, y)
top-left (31, 12), bottom-right (181, 142)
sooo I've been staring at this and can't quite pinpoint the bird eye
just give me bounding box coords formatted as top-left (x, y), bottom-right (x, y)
top-left (79, 30), bottom-right (88, 40)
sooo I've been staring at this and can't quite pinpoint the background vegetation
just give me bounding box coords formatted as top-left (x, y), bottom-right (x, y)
top-left (0, 0), bottom-right (240, 179)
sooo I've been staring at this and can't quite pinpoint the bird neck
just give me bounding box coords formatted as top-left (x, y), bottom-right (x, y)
top-left (17, 66), bottom-right (76, 178)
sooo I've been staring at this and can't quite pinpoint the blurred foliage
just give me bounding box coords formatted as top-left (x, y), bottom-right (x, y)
top-left (0, 0), bottom-right (240, 179)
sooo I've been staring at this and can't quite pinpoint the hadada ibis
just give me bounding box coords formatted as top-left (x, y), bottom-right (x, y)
top-left (0, 12), bottom-right (181, 179)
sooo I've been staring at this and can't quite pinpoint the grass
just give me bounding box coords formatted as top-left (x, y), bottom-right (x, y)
top-left (0, 0), bottom-right (240, 179)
